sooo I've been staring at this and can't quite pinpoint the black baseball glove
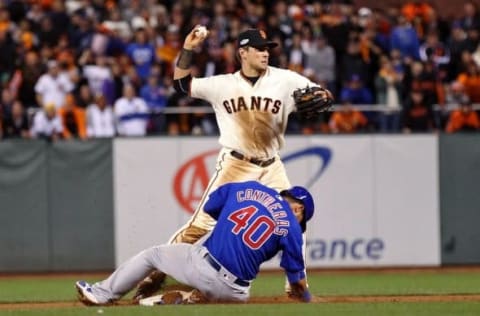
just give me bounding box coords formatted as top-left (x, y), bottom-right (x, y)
top-left (293, 86), bottom-right (334, 119)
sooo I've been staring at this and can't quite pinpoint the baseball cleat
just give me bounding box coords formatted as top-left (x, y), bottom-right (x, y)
top-left (139, 294), bottom-right (166, 306)
top-left (133, 271), bottom-right (166, 301)
top-left (138, 292), bottom-right (183, 306)
top-left (75, 281), bottom-right (101, 306)
top-left (138, 290), bottom-right (206, 306)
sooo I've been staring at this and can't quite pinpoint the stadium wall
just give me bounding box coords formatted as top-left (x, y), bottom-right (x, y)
top-left (0, 134), bottom-right (478, 271)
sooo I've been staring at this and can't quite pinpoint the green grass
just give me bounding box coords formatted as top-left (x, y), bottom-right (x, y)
top-left (3, 302), bottom-right (480, 316)
top-left (2, 270), bottom-right (480, 315)
top-left (252, 271), bottom-right (480, 296)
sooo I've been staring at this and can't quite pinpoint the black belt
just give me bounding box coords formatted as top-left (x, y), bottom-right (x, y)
top-left (204, 253), bottom-right (250, 287)
top-left (230, 150), bottom-right (275, 167)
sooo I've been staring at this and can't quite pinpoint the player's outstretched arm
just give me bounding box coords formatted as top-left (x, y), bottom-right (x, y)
top-left (174, 25), bottom-right (209, 80)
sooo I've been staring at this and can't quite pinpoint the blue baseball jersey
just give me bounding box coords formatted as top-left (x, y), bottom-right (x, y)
top-left (203, 181), bottom-right (306, 283)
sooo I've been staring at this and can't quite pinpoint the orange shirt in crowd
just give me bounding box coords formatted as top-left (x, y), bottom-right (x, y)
top-left (401, 2), bottom-right (433, 23)
top-left (457, 73), bottom-right (480, 103)
top-left (58, 107), bottom-right (87, 139)
top-left (329, 109), bottom-right (368, 133)
top-left (445, 109), bottom-right (480, 133)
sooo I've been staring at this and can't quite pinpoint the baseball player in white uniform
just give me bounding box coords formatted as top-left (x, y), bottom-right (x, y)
top-left (134, 26), bottom-right (332, 299)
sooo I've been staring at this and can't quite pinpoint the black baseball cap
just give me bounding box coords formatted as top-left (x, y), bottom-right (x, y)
top-left (238, 29), bottom-right (278, 49)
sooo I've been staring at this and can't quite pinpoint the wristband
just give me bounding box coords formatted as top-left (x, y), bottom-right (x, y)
top-left (177, 48), bottom-right (193, 69)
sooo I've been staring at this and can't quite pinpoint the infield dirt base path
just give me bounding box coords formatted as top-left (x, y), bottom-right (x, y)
top-left (2, 294), bottom-right (480, 310)
top-left (2, 267), bottom-right (480, 310)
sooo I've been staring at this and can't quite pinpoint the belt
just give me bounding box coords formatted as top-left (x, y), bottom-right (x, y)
top-left (230, 150), bottom-right (275, 167)
top-left (204, 253), bottom-right (250, 287)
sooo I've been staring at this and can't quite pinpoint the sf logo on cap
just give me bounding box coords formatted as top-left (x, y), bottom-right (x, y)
top-left (259, 30), bottom-right (267, 39)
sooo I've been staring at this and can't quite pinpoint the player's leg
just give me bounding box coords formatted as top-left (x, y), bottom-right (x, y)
top-left (79, 244), bottom-right (193, 304)
top-left (134, 148), bottom-right (262, 299)
top-left (168, 148), bottom-right (263, 243)
top-left (183, 246), bottom-right (250, 302)
top-left (258, 157), bottom-right (291, 191)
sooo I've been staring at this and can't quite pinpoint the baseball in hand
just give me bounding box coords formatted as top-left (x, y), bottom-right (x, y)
top-left (195, 26), bottom-right (208, 38)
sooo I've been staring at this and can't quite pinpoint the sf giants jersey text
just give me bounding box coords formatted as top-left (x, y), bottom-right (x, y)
top-left (190, 66), bottom-right (318, 159)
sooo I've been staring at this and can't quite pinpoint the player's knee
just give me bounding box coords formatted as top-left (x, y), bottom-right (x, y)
top-left (176, 226), bottom-right (209, 244)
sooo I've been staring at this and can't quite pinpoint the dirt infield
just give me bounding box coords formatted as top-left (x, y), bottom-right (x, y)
top-left (2, 294), bottom-right (480, 310)
top-left (2, 267), bottom-right (480, 310)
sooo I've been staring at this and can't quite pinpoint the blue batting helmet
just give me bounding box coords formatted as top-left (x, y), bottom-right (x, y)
top-left (281, 186), bottom-right (315, 232)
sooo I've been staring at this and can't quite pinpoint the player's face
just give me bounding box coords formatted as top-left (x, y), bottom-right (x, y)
top-left (241, 46), bottom-right (270, 74)
top-left (290, 201), bottom-right (305, 223)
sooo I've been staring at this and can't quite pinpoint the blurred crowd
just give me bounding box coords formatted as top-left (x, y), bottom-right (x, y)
top-left (0, 0), bottom-right (480, 141)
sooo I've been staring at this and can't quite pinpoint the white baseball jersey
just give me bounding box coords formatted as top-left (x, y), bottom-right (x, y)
top-left (114, 97), bottom-right (149, 136)
top-left (86, 104), bottom-right (115, 138)
top-left (82, 65), bottom-right (112, 95)
top-left (30, 110), bottom-right (63, 137)
top-left (190, 66), bottom-right (317, 159)
top-left (34, 72), bottom-right (75, 109)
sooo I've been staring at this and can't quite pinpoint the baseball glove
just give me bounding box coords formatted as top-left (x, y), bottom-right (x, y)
top-left (293, 86), bottom-right (334, 118)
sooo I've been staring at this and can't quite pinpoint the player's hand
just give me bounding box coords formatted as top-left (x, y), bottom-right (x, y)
top-left (183, 25), bottom-right (209, 50)
top-left (313, 87), bottom-right (333, 102)
top-left (287, 279), bottom-right (311, 303)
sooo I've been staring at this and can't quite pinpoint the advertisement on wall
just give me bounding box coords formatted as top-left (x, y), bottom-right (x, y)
top-left (114, 135), bottom-right (440, 267)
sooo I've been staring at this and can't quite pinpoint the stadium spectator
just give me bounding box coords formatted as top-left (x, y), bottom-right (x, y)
top-left (114, 84), bottom-right (149, 137)
top-left (1, 88), bottom-right (14, 114)
top-left (58, 93), bottom-right (87, 140)
top-left (86, 94), bottom-right (115, 138)
top-left (340, 39), bottom-right (370, 87)
top-left (305, 35), bottom-right (336, 93)
top-left (390, 15), bottom-right (420, 61)
top-left (403, 61), bottom-right (444, 106)
top-left (140, 73), bottom-right (168, 134)
top-left (329, 99), bottom-right (368, 134)
top-left (102, 8), bottom-right (132, 41)
top-left (102, 62), bottom-right (124, 106)
top-left (375, 56), bottom-right (403, 132)
top-left (445, 97), bottom-right (480, 133)
top-left (17, 51), bottom-right (43, 108)
top-left (419, 31), bottom-right (450, 71)
top-left (401, 1), bottom-right (434, 39)
top-left (287, 32), bottom-right (307, 74)
top-left (402, 90), bottom-right (435, 133)
top-left (458, 1), bottom-right (480, 31)
top-left (2, 100), bottom-right (29, 139)
top-left (439, 81), bottom-right (469, 128)
top-left (37, 15), bottom-right (61, 48)
top-left (0, 1), bottom-right (475, 138)
top-left (0, 29), bottom-right (16, 85)
top-left (155, 24), bottom-right (182, 77)
top-left (457, 61), bottom-right (480, 103)
top-left (126, 28), bottom-right (156, 82)
top-left (76, 84), bottom-right (93, 109)
top-left (30, 102), bottom-right (63, 141)
top-left (35, 60), bottom-right (74, 109)
top-left (447, 23), bottom-right (470, 80)
top-left (80, 52), bottom-right (112, 97)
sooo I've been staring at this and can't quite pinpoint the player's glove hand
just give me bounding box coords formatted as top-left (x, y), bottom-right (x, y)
top-left (287, 282), bottom-right (311, 303)
top-left (293, 86), bottom-right (334, 119)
